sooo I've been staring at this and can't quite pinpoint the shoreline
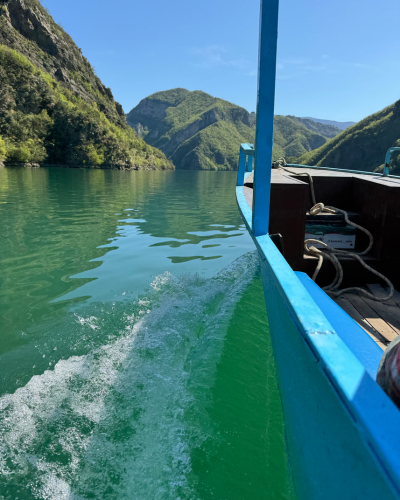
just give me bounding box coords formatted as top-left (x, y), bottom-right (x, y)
top-left (2, 162), bottom-right (174, 171)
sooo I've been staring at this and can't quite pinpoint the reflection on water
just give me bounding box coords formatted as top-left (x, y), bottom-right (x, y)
top-left (0, 167), bottom-right (294, 500)
top-left (0, 169), bottom-right (251, 345)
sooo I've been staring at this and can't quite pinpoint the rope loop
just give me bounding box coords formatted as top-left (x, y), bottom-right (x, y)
top-left (309, 203), bottom-right (324, 215)
top-left (272, 157), bottom-right (287, 169)
top-left (294, 170), bottom-right (395, 302)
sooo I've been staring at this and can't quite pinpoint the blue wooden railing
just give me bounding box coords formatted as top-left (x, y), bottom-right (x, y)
top-left (237, 143), bottom-right (254, 186)
top-left (383, 147), bottom-right (400, 176)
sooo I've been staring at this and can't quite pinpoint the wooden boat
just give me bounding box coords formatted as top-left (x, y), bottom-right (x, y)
top-left (236, 1), bottom-right (400, 499)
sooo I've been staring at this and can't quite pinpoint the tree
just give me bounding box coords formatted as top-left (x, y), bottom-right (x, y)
top-left (0, 136), bottom-right (6, 161)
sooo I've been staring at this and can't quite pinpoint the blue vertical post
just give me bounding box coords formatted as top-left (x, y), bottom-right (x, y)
top-left (252, 0), bottom-right (280, 236)
top-left (237, 150), bottom-right (247, 186)
top-left (248, 156), bottom-right (253, 172)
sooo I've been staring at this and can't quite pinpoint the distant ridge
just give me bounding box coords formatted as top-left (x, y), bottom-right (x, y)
top-left (287, 116), bottom-right (341, 139)
top-left (297, 100), bottom-right (400, 174)
top-left (302, 117), bottom-right (356, 131)
top-left (127, 88), bottom-right (341, 170)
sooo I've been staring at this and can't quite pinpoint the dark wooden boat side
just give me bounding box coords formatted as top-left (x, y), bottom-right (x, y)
top-left (244, 168), bottom-right (400, 290)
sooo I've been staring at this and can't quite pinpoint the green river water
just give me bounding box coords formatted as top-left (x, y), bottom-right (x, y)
top-left (0, 168), bottom-right (294, 500)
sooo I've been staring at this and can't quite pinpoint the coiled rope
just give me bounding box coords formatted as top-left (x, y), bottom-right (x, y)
top-left (272, 158), bottom-right (394, 301)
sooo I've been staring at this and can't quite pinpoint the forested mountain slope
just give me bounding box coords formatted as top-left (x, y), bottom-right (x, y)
top-left (0, 0), bottom-right (172, 169)
top-left (127, 89), bottom-right (255, 170)
top-left (289, 116), bottom-right (341, 139)
top-left (127, 89), bottom-right (339, 170)
top-left (302, 117), bottom-right (356, 131)
top-left (273, 115), bottom-right (336, 160)
top-left (297, 101), bottom-right (400, 174)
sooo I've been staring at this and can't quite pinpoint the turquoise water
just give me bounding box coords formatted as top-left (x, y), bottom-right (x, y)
top-left (0, 168), bottom-right (294, 499)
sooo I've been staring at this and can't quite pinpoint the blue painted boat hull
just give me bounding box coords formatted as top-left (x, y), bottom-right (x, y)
top-left (236, 183), bottom-right (400, 500)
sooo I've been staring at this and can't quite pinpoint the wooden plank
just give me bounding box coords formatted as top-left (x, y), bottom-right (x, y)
top-left (360, 293), bottom-right (400, 338)
top-left (333, 296), bottom-right (387, 350)
top-left (283, 166), bottom-right (400, 186)
top-left (243, 186), bottom-right (253, 209)
top-left (367, 283), bottom-right (400, 308)
top-left (244, 173), bottom-right (254, 185)
top-left (367, 283), bottom-right (396, 303)
top-left (271, 172), bottom-right (308, 185)
top-left (344, 292), bottom-right (399, 343)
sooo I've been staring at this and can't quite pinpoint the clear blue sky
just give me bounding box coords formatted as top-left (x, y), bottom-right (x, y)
top-left (42, 0), bottom-right (400, 122)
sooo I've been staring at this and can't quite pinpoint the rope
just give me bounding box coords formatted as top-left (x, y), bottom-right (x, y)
top-left (274, 160), bottom-right (394, 302)
top-left (273, 159), bottom-right (319, 206)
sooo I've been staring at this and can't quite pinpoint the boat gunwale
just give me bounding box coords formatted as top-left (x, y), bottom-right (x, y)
top-left (236, 180), bottom-right (400, 495)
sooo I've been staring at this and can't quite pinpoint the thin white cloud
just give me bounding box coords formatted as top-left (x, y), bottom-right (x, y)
top-left (276, 57), bottom-right (376, 80)
top-left (189, 45), bottom-right (251, 71)
top-left (282, 58), bottom-right (308, 66)
top-left (353, 62), bottom-right (372, 69)
top-left (190, 47), bottom-right (377, 81)
top-left (303, 65), bottom-right (327, 72)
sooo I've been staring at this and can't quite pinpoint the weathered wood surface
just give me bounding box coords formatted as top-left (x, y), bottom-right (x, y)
top-left (367, 283), bottom-right (400, 307)
top-left (243, 185), bottom-right (253, 209)
top-left (333, 284), bottom-right (400, 350)
top-left (333, 296), bottom-right (388, 350)
top-left (282, 167), bottom-right (400, 187)
top-left (245, 168), bottom-right (400, 186)
top-left (344, 293), bottom-right (398, 342)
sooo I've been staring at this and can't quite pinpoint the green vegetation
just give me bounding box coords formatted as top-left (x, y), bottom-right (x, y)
top-left (127, 89), bottom-right (255, 170)
top-left (127, 89), bottom-right (338, 170)
top-left (273, 116), bottom-right (332, 161)
top-left (0, 0), bottom-right (126, 126)
top-left (172, 121), bottom-right (254, 171)
top-left (0, 45), bottom-right (172, 168)
top-left (288, 116), bottom-right (342, 139)
top-left (296, 100), bottom-right (400, 174)
top-left (0, 135), bottom-right (6, 161)
top-left (145, 88), bottom-right (191, 107)
top-left (0, 0), bottom-right (173, 169)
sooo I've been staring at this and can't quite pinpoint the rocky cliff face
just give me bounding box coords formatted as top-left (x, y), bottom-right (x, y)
top-left (133, 99), bottom-right (171, 129)
top-left (0, 0), bottom-right (173, 169)
top-left (0, 0), bottom-right (124, 126)
top-left (156, 107), bottom-right (221, 157)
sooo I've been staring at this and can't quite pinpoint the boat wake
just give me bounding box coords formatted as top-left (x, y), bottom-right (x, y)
top-left (0, 252), bottom-right (259, 500)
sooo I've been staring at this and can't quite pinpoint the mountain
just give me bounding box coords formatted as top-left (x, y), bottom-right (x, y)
top-left (127, 88), bottom-right (255, 171)
top-left (0, 0), bottom-right (173, 169)
top-left (296, 100), bottom-right (400, 174)
top-left (127, 88), bottom-right (339, 170)
top-left (289, 116), bottom-right (342, 139)
top-left (302, 117), bottom-right (356, 131)
top-left (273, 115), bottom-right (340, 161)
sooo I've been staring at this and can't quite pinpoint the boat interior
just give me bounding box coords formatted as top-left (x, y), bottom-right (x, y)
top-left (244, 167), bottom-right (400, 352)
top-left (234, 2), bottom-right (400, 494)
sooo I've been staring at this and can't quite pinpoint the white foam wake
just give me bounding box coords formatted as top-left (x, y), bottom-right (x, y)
top-left (0, 252), bottom-right (259, 500)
